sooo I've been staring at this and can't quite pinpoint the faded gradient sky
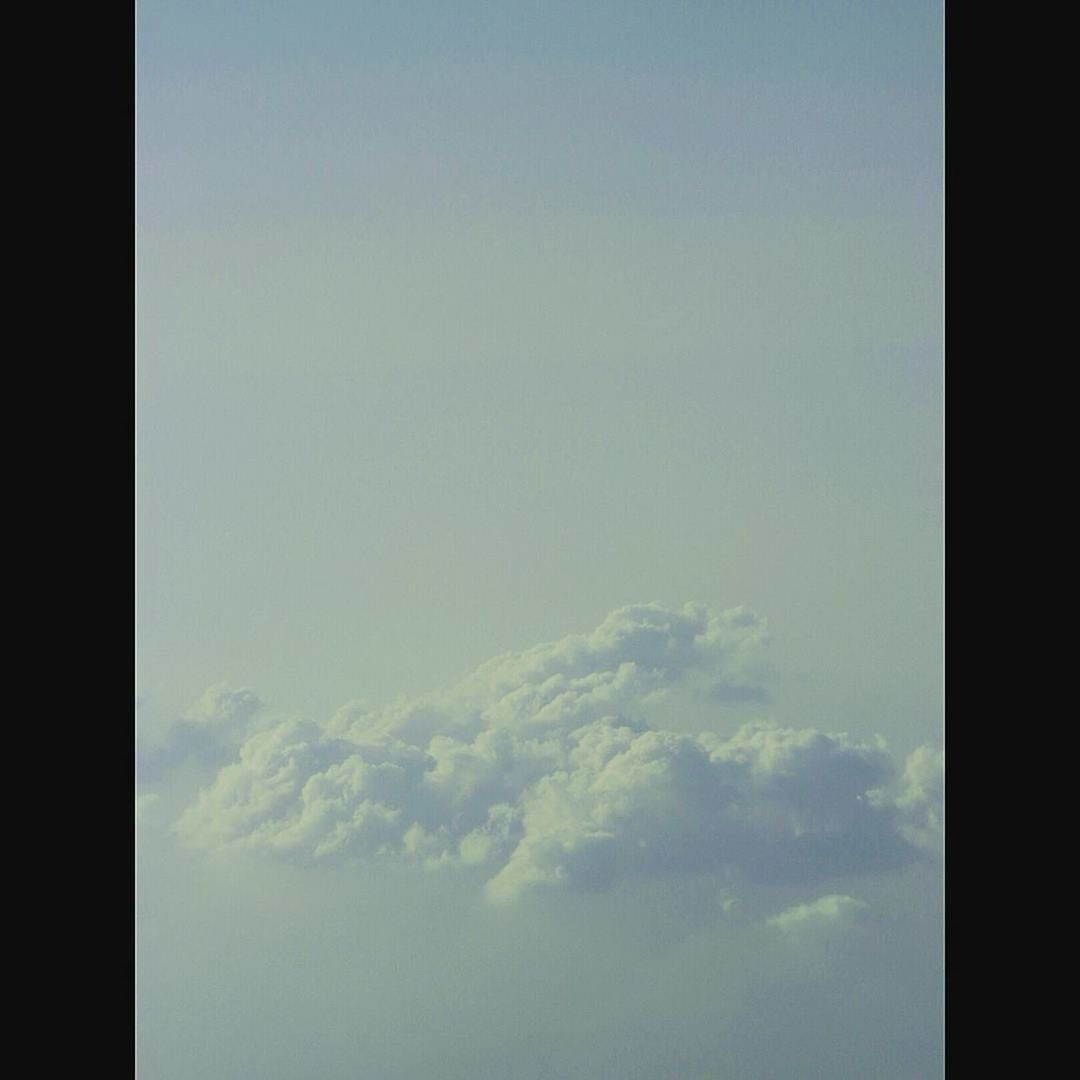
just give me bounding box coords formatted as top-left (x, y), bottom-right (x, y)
top-left (137, 4), bottom-right (943, 1078)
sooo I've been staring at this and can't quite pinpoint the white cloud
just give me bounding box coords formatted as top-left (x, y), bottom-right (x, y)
top-left (137, 683), bottom-right (268, 782)
top-left (183, 684), bottom-right (264, 730)
top-left (893, 745), bottom-right (944, 853)
top-left (767, 894), bottom-right (871, 938)
top-left (174, 602), bottom-right (940, 907)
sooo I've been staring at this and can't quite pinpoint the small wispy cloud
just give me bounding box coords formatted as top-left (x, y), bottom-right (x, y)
top-left (767, 894), bottom-right (871, 939)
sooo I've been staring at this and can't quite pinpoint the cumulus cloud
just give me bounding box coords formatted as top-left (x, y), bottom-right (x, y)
top-left (174, 602), bottom-right (941, 907)
top-left (893, 745), bottom-right (944, 853)
top-left (137, 684), bottom-right (266, 781)
top-left (184, 684), bottom-right (264, 732)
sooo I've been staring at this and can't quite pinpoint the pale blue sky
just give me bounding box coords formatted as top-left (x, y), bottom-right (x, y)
top-left (137, 4), bottom-right (942, 1077)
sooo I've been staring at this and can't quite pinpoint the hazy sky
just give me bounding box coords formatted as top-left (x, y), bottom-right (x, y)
top-left (137, 4), bottom-right (943, 1077)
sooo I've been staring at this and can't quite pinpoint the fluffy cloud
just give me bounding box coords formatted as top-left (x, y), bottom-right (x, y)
top-left (174, 602), bottom-right (941, 906)
top-left (184, 684), bottom-right (264, 732)
top-left (137, 684), bottom-right (267, 782)
top-left (893, 745), bottom-right (944, 853)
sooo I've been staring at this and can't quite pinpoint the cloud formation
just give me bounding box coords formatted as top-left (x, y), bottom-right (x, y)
top-left (767, 894), bottom-right (871, 938)
top-left (137, 684), bottom-right (266, 781)
top-left (174, 602), bottom-right (942, 905)
top-left (893, 745), bottom-right (944, 853)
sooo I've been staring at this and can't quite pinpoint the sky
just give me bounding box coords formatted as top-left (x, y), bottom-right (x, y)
top-left (136, 3), bottom-right (943, 1077)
